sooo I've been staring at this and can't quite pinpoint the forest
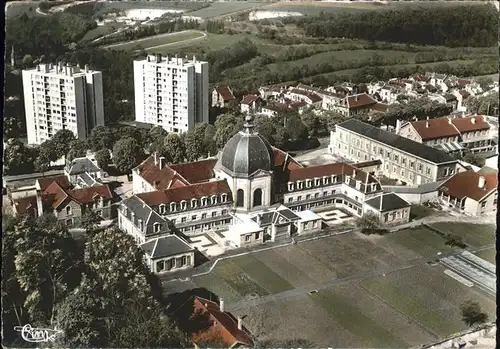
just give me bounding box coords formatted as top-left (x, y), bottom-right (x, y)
top-left (292, 4), bottom-right (498, 47)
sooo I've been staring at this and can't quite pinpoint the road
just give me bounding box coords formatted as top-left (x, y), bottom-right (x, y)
top-left (225, 242), bottom-right (495, 312)
top-left (102, 29), bottom-right (206, 50)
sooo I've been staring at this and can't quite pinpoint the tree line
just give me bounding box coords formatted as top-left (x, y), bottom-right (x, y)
top-left (291, 4), bottom-right (497, 47)
top-left (2, 215), bottom-right (189, 347)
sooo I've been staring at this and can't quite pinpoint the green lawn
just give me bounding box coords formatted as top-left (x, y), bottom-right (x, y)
top-left (194, 272), bottom-right (242, 304)
top-left (410, 205), bottom-right (440, 221)
top-left (231, 254), bottom-right (294, 294)
top-left (212, 259), bottom-right (269, 297)
top-left (475, 248), bottom-right (496, 265)
top-left (310, 289), bottom-right (409, 348)
top-left (430, 223), bottom-right (495, 248)
top-left (360, 276), bottom-right (459, 337)
top-left (385, 227), bottom-right (456, 258)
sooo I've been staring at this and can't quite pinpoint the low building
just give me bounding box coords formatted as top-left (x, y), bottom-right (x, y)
top-left (240, 94), bottom-right (263, 114)
top-left (437, 168), bottom-right (497, 216)
top-left (212, 85), bottom-right (236, 108)
top-left (382, 181), bottom-right (443, 205)
top-left (140, 234), bottom-right (195, 274)
top-left (65, 156), bottom-right (104, 185)
top-left (330, 119), bottom-right (460, 185)
top-left (287, 88), bottom-right (322, 108)
top-left (295, 210), bottom-right (323, 234)
top-left (363, 193), bottom-right (411, 226)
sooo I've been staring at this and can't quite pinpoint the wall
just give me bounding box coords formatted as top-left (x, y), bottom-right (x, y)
top-left (22, 70), bottom-right (37, 145)
top-left (118, 209), bottom-right (147, 244)
top-left (55, 199), bottom-right (82, 226)
top-left (414, 324), bottom-right (496, 349)
top-left (132, 168), bottom-right (155, 194)
top-left (151, 251), bottom-right (194, 274)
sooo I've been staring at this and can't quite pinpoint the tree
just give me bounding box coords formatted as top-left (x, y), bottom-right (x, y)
top-left (301, 111), bottom-right (321, 137)
top-left (34, 147), bottom-right (52, 173)
top-left (285, 114), bottom-right (308, 142)
top-left (149, 126), bottom-right (168, 153)
top-left (39, 140), bottom-right (59, 162)
top-left (22, 54), bottom-right (34, 67)
top-left (13, 218), bottom-right (82, 325)
top-left (460, 300), bottom-right (488, 327)
top-left (51, 129), bottom-right (76, 159)
top-left (3, 138), bottom-right (34, 175)
top-left (112, 137), bottom-right (144, 174)
top-left (67, 139), bottom-right (88, 163)
top-left (462, 151), bottom-right (484, 167)
top-left (80, 211), bottom-right (102, 236)
top-left (204, 124), bottom-right (217, 157)
top-left (164, 133), bottom-right (186, 164)
top-left (95, 148), bottom-right (111, 170)
top-left (214, 113), bottom-right (242, 149)
top-left (89, 126), bottom-right (115, 152)
top-left (184, 123), bottom-right (209, 162)
top-left (254, 115), bottom-right (276, 144)
top-left (356, 212), bottom-right (381, 231)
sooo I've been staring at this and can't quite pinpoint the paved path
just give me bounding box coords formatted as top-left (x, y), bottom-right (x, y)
top-left (102, 30), bottom-right (205, 50)
top-left (225, 243), bottom-right (495, 312)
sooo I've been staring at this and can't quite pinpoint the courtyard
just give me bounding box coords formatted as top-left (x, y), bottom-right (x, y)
top-left (164, 223), bottom-right (496, 347)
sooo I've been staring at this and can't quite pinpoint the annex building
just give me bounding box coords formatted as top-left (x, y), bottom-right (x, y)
top-left (119, 114), bottom-right (411, 274)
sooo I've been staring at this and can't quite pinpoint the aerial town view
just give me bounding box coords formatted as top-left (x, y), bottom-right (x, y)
top-left (2, 0), bottom-right (498, 347)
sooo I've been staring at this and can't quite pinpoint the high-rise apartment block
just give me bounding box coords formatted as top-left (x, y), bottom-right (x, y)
top-left (133, 54), bottom-right (209, 134)
top-left (22, 62), bottom-right (104, 145)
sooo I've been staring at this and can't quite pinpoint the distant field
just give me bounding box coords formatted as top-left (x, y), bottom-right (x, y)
top-left (104, 30), bottom-right (205, 51)
top-left (80, 23), bottom-right (125, 43)
top-left (94, 1), bottom-right (207, 13)
top-left (187, 1), bottom-right (262, 18)
top-left (429, 223), bottom-right (495, 248)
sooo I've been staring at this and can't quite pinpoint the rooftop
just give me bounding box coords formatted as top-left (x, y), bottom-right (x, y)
top-left (338, 119), bottom-right (456, 164)
top-left (438, 169), bottom-right (497, 201)
top-left (364, 193), bottom-right (411, 212)
top-left (140, 234), bottom-right (194, 259)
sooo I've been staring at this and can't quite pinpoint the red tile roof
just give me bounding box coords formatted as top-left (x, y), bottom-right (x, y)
top-left (137, 180), bottom-right (231, 206)
top-left (411, 117), bottom-right (460, 141)
top-left (169, 159), bottom-right (217, 184)
top-left (68, 185), bottom-right (113, 204)
top-left (43, 181), bottom-right (69, 209)
top-left (457, 79), bottom-right (472, 86)
top-left (371, 102), bottom-right (389, 112)
top-left (354, 159), bottom-right (382, 168)
top-left (459, 89), bottom-right (471, 98)
top-left (288, 89), bottom-right (322, 103)
top-left (240, 94), bottom-right (261, 105)
top-left (289, 101), bottom-right (308, 109)
top-left (288, 162), bottom-right (377, 184)
top-left (37, 175), bottom-right (71, 191)
top-left (215, 85), bottom-right (235, 101)
top-left (136, 156), bottom-right (190, 190)
top-left (414, 74), bottom-right (429, 82)
top-left (452, 115), bottom-right (490, 133)
top-left (439, 170), bottom-right (497, 201)
top-left (13, 196), bottom-right (37, 216)
top-left (273, 147), bottom-right (303, 170)
top-left (347, 93), bottom-right (377, 109)
top-left (389, 81), bottom-right (406, 88)
top-left (191, 297), bottom-right (254, 348)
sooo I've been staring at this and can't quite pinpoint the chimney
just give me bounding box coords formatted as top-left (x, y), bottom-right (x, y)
top-left (426, 116), bottom-right (429, 121)
top-left (237, 316), bottom-right (242, 330)
top-left (471, 117), bottom-right (476, 124)
top-left (478, 176), bottom-right (485, 189)
top-left (425, 121), bottom-right (429, 128)
top-left (36, 65), bottom-right (41, 72)
top-left (352, 169), bottom-right (356, 177)
top-left (76, 63), bottom-right (80, 69)
top-left (219, 298), bottom-right (224, 312)
top-left (379, 194), bottom-right (383, 212)
top-left (395, 119), bottom-right (402, 133)
top-left (159, 157), bottom-right (165, 169)
top-left (154, 152), bottom-right (158, 166)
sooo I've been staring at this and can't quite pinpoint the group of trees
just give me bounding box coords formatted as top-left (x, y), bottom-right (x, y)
top-left (294, 4), bottom-right (497, 47)
top-left (377, 97), bottom-right (453, 126)
top-left (464, 91), bottom-right (499, 116)
top-left (206, 38), bottom-right (259, 81)
top-left (2, 215), bottom-right (189, 347)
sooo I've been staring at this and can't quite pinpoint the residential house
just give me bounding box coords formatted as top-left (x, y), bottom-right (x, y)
top-left (363, 193), bottom-right (411, 226)
top-left (344, 93), bottom-right (379, 117)
top-left (437, 168), bottom-right (497, 216)
top-left (212, 85), bottom-right (236, 108)
top-left (240, 94), bottom-right (263, 114)
top-left (65, 156), bottom-right (104, 185)
top-left (141, 234), bottom-right (195, 274)
top-left (331, 119), bottom-right (460, 185)
top-left (444, 93), bottom-right (458, 110)
top-left (286, 88), bottom-right (322, 108)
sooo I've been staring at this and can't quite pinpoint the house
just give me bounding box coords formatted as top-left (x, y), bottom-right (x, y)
top-left (140, 234), bottom-right (195, 274)
top-left (437, 168), bottom-right (497, 216)
top-left (65, 156), bottom-right (104, 185)
top-left (398, 115), bottom-right (493, 154)
top-left (12, 175), bottom-right (116, 227)
top-left (345, 93), bottom-right (378, 117)
top-left (286, 88), bottom-right (322, 108)
top-left (363, 193), bottom-right (411, 226)
top-left (331, 119), bottom-right (460, 185)
top-left (240, 94), bottom-right (263, 114)
top-left (175, 296), bottom-right (254, 349)
top-left (212, 85), bottom-right (236, 108)
top-left (444, 93), bottom-right (458, 110)
top-left (294, 210), bottom-right (323, 234)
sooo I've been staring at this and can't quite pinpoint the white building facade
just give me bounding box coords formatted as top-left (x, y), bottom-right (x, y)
top-left (133, 54), bottom-right (209, 134)
top-left (22, 63), bottom-right (104, 145)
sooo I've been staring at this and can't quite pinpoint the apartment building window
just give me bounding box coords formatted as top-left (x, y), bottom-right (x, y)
top-left (409, 172), bottom-right (413, 180)
top-left (401, 158), bottom-right (406, 165)
top-left (288, 198), bottom-right (293, 203)
top-left (401, 169), bottom-right (405, 177)
top-left (181, 217), bottom-right (187, 223)
top-left (481, 201), bottom-right (486, 208)
top-left (66, 206), bottom-right (71, 215)
top-left (306, 194), bottom-right (311, 200)
top-left (418, 163), bottom-right (423, 172)
top-left (222, 209), bottom-right (228, 215)
top-left (245, 235), bottom-right (251, 242)
top-left (212, 211), bottom-right (217, 217)
top-left (191, 215), bottom-right (197, 221)
top-left (426, 167), bottom-right (431, 175)
top-left (202, 213), bottom-right (207, 219)
top-left (297, 196), bottom-right (302, 201)
top-left (394, 155), bottom-right (399, 162)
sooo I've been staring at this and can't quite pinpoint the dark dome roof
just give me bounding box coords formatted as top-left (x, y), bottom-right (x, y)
top-left (219, 115), bottom-right (275, 178)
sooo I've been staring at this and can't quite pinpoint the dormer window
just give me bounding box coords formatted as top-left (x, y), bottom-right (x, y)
top-left (330, 175), bottom-right (336, 183)
top-left (181, 200), bottom-right (187, 210)
top-left (314, 178), bottom-right (320, 186)
top-left (159, 204), bottom-right (166, 214)
top-left (298, 181), bottom-right (303, 189)
top-left (288, 182), bottom-right (294, 191)
top-left (191, 198), bottom-right (197, 208)
top-left (170, 202), bottom-right (176, 212)
top-left (306, 180), bottom-right (312, 188)
top-left (211, 195), bottom-right (217, 204)
top-left (345, 175), bottom-right (350, 184)
top-left (371, 183), bottom-right (377, 192)
top-left (138, 219), bottom-right (144, 231)
top-left (66, 206), bottom-right (71, 215)
top-left (201, 197), bottom-right (207, 206)
top-left (153, 223), bottom-right (161, 233)
top-left (323, 176), bottom-right (329, 185)
top-left (221, 194), bottom-right (227, 203)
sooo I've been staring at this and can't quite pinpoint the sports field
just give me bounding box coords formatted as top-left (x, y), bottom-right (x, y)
top-left (103, 30), bottom-right (205, 51)
top-left (184, 225), bottom-right (495, 347)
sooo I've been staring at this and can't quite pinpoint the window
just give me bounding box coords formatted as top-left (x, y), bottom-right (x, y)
top-left (418, 163), bottom-right (423, 172)
top-left (313, 221), bottom-right (318, 228)
top-left (245, 235), bottom-right (251, 242)
top-left (426, 167), bottom-right (431, 175)
top-left (323, 191), bottom-right (328, 197)
top-left (66, 206), bottom-right (71, 215)
top-left (191, 199), bottom-right (197, 208)
top-left (306, 194), bottom-right (311, 200)
top-left (181, 217), bottom-right (187, 223)
top-left (170, 202), bottom-right (176, 212)
top-left (191, 215), bottom-right (197, 221)
top-left (212, 211), bottom-right (217, 217)
top-left (211, 195), bottom-right (217, 204)
top-left (66, 218), bottom-right (73, 226)
top-left (181, 200), bottom-right (187, 210)
top-left (202, 213), bottom-right (207, 219)
top-left (288, 182), bottom-right (294, 191)
top-left (222, 209), bottom-right (228, 215)
top-left (314, 193), bottom-right (319, 198)
top-left (221, 194), bottom-right (227, 203)
top-left (288, 198), bottom-right (293, 203)
top-left (138, 219), bottom-right (144, 231)
top-left (297, 196), bottom-right (302, 201)
top-left (181, 256), bottom-right (187, 266)
top-left (255, 231), bottom-right (260, 240)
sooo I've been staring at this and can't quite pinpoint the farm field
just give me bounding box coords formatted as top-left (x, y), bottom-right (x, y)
top-left (429, 223), bottom-right (496, 248)
top-left (182, 225), bottom-right (495, 346)
top-left (104, 30), bottom-right (205, 51)
top-left (187, 1), bottom-right (262, 19)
